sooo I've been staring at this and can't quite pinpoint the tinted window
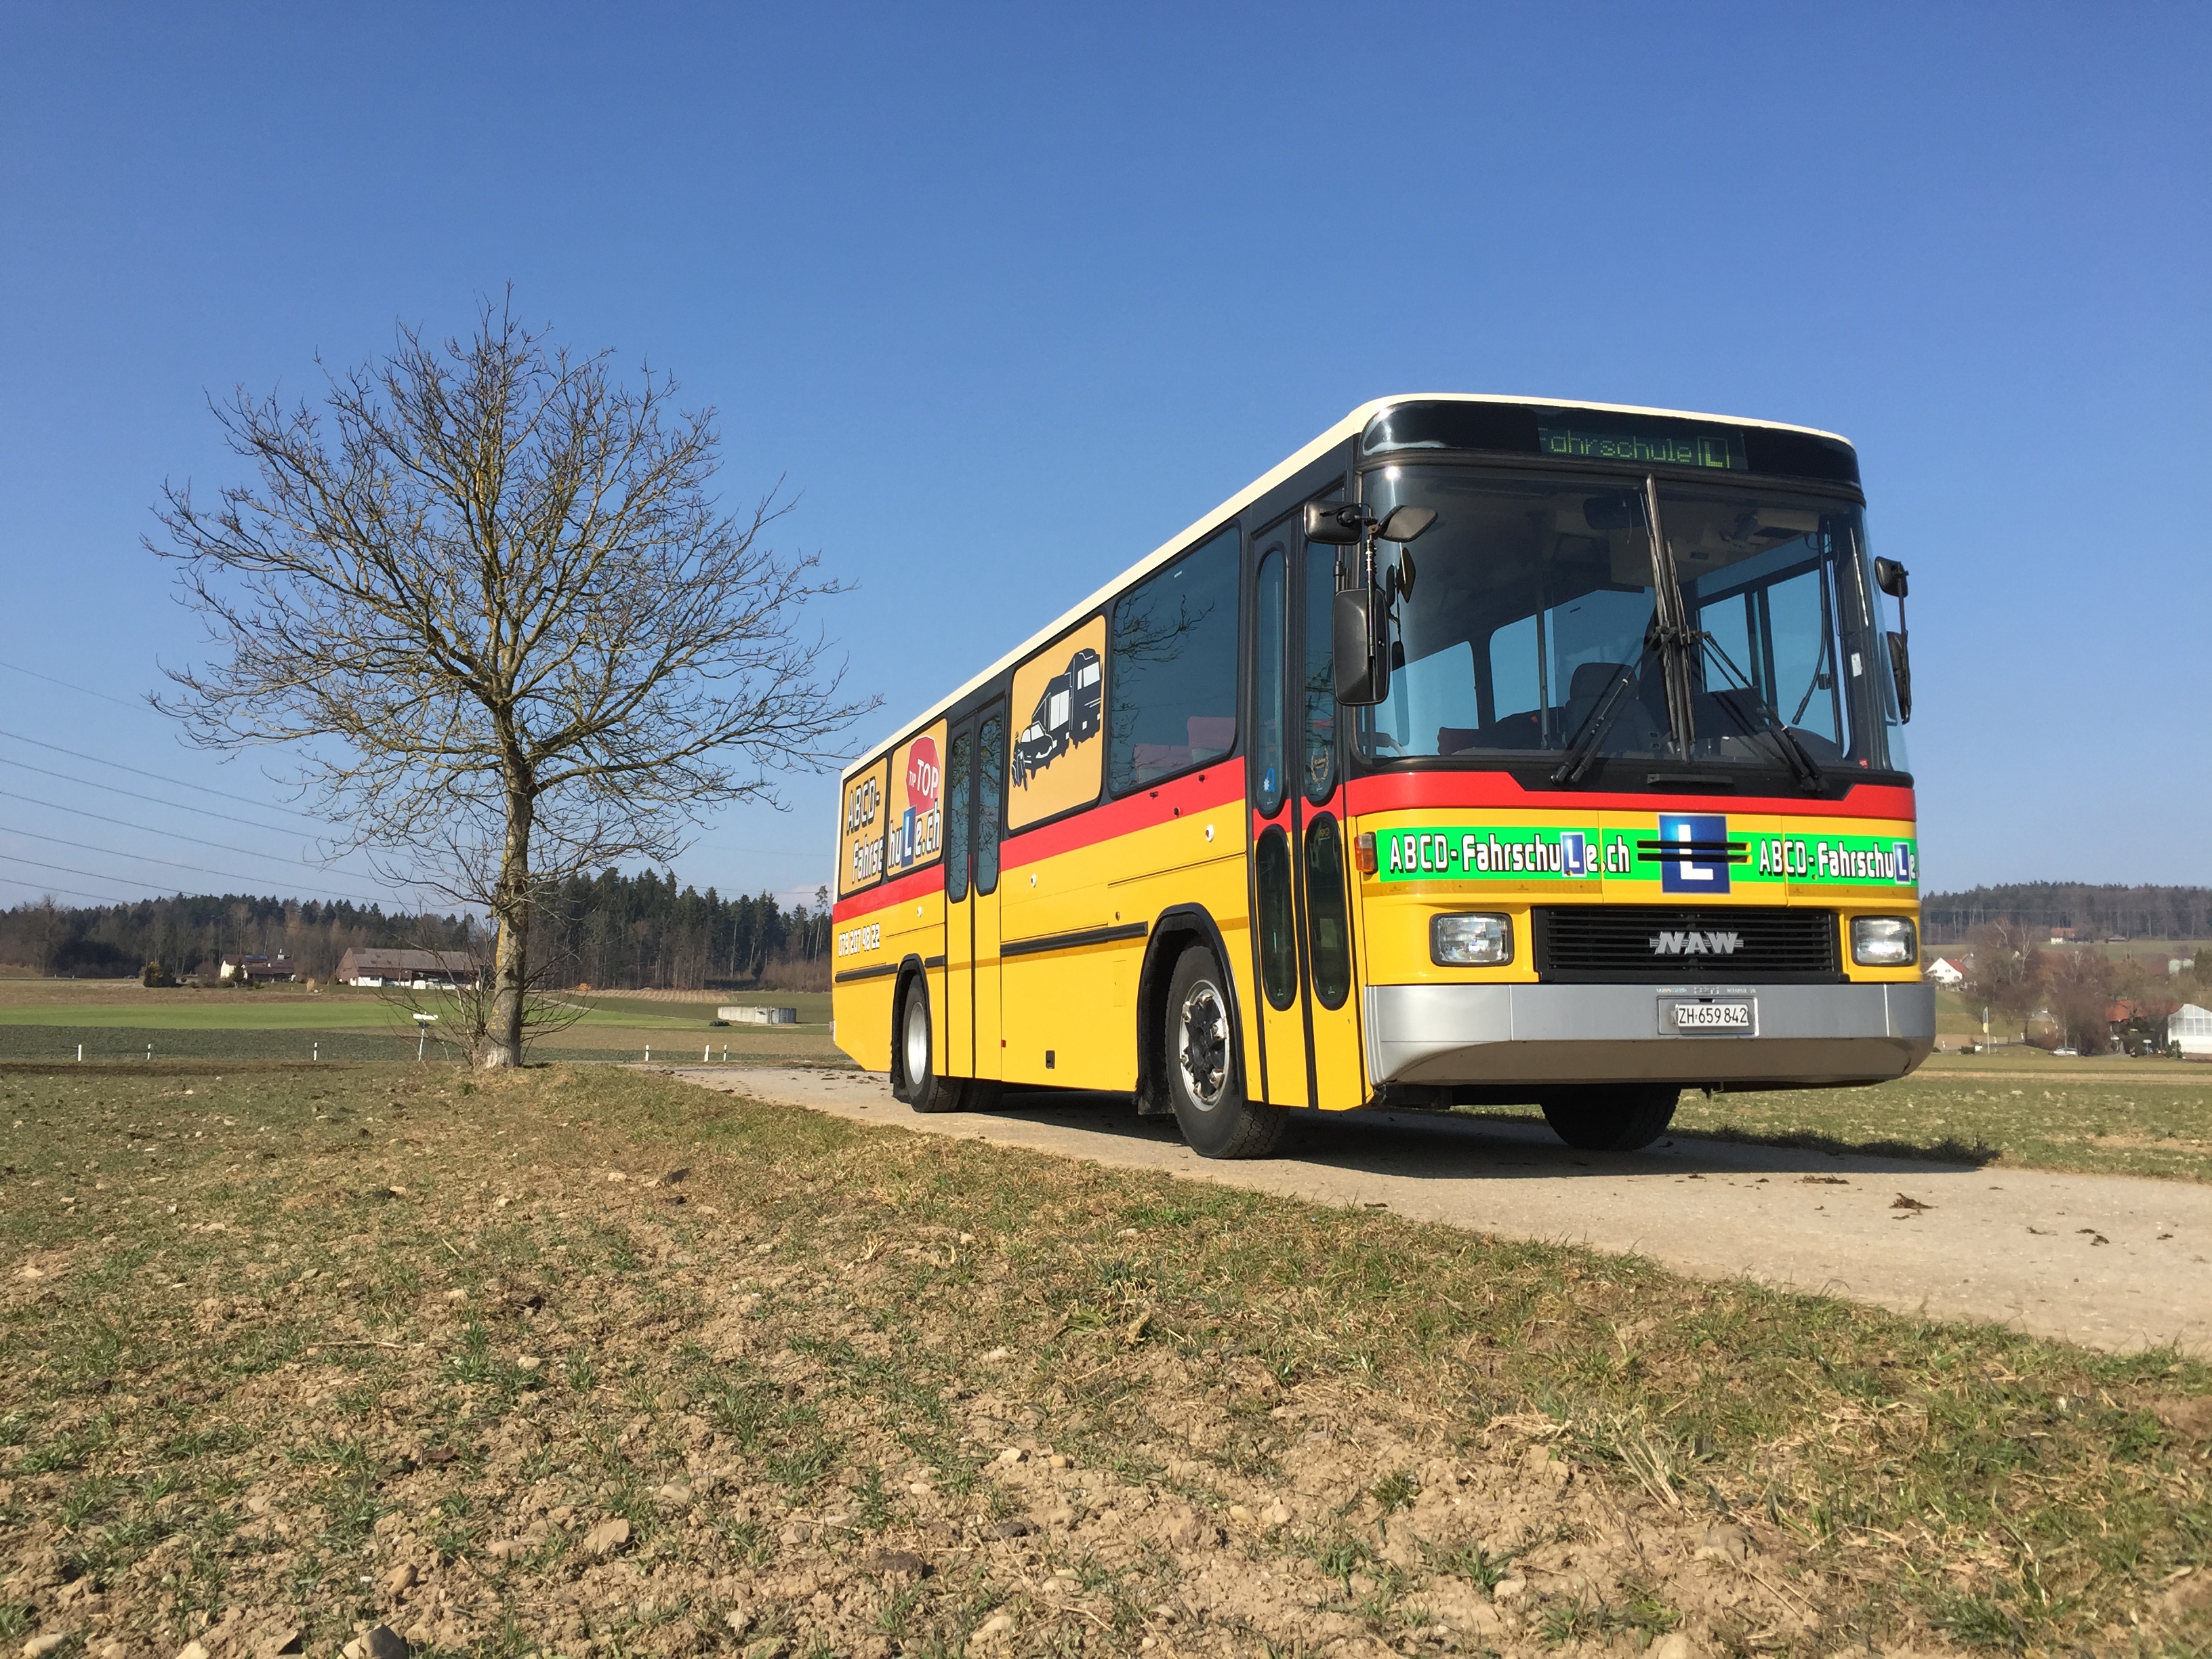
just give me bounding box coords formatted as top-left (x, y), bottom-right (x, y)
top-left (945, 732), bottom-right (971, 903)
top-left (977, 713), bottom-right (1005, 895)
top-left (1253, 549), bottom-right (1286, 817)
top-left (1109, 526), bottom-right (1240, 794)
top-left (1305, 815), bottom-right (1351, 1008)
top-left (1255, 825), bottom-right (1296, 1010)
top-left (1303, 542), bottom-right (1338, 803)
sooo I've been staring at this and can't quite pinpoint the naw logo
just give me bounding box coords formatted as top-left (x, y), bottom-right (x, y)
top-left (1652, 929), bottom-right (1743, 956)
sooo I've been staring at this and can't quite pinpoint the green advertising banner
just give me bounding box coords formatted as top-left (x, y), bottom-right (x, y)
top-left (1376, 824), bottom-right (1610, 882)
top-left (1374, 819), bottom-right (1919, 893)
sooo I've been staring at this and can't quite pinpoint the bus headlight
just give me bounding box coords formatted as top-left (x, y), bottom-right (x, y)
top-left (1432, 913), bottom-right (1512, 966)
top-left (1850, 915), bottom-right (1917, 966)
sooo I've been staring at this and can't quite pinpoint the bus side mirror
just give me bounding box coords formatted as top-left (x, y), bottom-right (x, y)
top-left (1304, 501), bottom-right (1366, 545)
top-left (1333, 588), bottom-right (1389, 705)
top-left (1873, 558), bottom-right (1910, 720)
top-left (1377, 505), bottom-right (1435, 544)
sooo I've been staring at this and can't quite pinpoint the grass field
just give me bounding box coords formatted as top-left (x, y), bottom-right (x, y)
top-left (3, 1059), bottom-right (2209, 1654)
top-left (0, 981), bottom-right (840, 1067)
top-left (7, 980), bottom-right (2210, 1181)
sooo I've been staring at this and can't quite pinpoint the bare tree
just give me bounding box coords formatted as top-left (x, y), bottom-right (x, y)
top-left (151, 296), bottom-right (876, 1067)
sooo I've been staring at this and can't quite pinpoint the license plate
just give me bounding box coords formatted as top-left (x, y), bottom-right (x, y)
top-left (1666, 998), bottom-right (1753, 1033)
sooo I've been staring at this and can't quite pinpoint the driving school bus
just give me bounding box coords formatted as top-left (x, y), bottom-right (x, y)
top-left (833, 396), bottom-right (1933, 1159)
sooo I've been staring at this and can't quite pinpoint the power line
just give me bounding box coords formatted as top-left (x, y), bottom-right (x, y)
top-left (0, 726), bottom-right (323, 819)
top-left (0, 754), bottom-right (330, 839)
top-left (0, 786), bottom-right (403, 890)
top-left (0, 823), bottom-right (394, 907)
top-left (0, 852), bottom-right (222, 897)
top-left (0, 872), bottom-right (140, 907)
top-left (0, 659), bottom-right (149, 711)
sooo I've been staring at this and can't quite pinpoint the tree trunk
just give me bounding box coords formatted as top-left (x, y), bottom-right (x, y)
top-left (483, 792), bottom-right (535, 1069)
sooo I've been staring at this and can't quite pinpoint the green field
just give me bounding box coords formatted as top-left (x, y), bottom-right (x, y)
top-left (1671, 1050), bottom-right (2212, 1181)
top-left (7, 981), bottom-right (2208, 1179)
top-left (0, 981), bottom-right (840, 1067)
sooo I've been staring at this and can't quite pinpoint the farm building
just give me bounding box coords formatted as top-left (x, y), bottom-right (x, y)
top-left (218, 954), bottom-right (296, 983)
top-left (1924, 957), bottom-right (1965, 987)
top-left (2169, 1004), bottom-right (2212, 1058)
top-left (335, 948), bottom-right (480, 988)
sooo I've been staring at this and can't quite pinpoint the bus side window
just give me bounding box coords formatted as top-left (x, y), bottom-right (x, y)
top-left (1303, 542), bottom-right (1336, 802)
top-left (1109, 525), bottom-right (1241, 794)
top-left (945, 732), bottom-right (972, 903)
top-left (1253, 550), bottom-right (1286, 817)
top-left (977, 713), bottom-right (1005, 895)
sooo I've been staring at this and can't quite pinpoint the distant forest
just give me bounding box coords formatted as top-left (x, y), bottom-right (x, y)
top-left (1922, 883), bottom-right (2212, 945)
top-left (0, 869), bottom-right (832, 989)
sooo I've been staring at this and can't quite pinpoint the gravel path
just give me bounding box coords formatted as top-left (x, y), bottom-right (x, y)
top-left (664, 1065), bottom-right (2212, 1357)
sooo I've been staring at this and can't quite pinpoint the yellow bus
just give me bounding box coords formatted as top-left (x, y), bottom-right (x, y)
top-left (832, 396), bottom-right (1931, 1158)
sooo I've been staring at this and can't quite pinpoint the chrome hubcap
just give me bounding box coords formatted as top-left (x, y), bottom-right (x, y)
top-left (903, 996), bottom-right (930, 1084)
top-left (1176, 981), bottom-right (1229, 1109)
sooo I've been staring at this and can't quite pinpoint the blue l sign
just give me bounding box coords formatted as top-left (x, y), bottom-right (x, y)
top-left (1658, 813), bottom-right (1731, 894)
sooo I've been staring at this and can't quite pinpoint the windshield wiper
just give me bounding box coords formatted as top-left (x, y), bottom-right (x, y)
top-left (1695, 632), bottom-right (1826, 793)
top-left (1551, 632), bottom-right (1658, 786)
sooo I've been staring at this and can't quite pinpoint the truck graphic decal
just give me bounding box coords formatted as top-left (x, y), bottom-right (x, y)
top-left (1012, 647), bottom-right (1102, 788)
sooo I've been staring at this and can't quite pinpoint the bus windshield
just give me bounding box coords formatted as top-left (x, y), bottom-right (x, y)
top-left (1355, 466), bottom-right (1907, 779)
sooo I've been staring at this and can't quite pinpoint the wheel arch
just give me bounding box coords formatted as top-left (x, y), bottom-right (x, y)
top-left (1134, 905), bottom-right (1247, 1118)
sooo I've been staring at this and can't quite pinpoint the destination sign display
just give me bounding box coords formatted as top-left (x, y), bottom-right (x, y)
top-left (1537, 424), bottom-right (1746, 471)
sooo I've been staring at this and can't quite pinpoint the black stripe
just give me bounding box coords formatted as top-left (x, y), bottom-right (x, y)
top-left (1001, 921), bottom-right (1149, 959)
top-left (923, 954), bottom-right (946, 968)
top-left (832, 962), bottom-right (901, 984)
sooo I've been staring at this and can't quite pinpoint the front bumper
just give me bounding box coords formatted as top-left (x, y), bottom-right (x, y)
top-left (1364, 981), bottom-right (1935, 1088)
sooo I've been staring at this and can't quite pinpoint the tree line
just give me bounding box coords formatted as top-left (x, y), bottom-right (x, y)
top-left (0, 869), bottom-right (832, 991)
top-left (1923, 883), bottom-right (2212, 945)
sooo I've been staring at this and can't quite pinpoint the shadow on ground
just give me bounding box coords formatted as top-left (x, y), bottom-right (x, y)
top-left (957, 1084), bottom-right (1994, 1183)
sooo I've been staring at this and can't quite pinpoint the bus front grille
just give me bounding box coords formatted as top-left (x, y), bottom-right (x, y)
top-left (1533, 905), bottom-right (1841, 983)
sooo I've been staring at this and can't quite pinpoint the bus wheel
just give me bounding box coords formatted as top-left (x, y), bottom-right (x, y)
top-left (893, 976), bottom-right (966, 1113)
top-left (1540, 1086), bottom-right (1679, 1152)
top-left (1164, 945), bottom-right (1281, 1160)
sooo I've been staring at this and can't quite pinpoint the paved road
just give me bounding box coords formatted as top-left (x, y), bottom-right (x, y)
top-left (661, 1066), bottom-right (2212, 1357)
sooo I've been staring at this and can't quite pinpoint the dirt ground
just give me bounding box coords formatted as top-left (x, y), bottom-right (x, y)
top-left (667, 1069), bottom-right (2212, 1358)
top-left (3, 1062), bottom-right (2209, 1658)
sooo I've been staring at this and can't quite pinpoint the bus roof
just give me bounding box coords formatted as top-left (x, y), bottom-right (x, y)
top-left (840, 393), bottom-right (1856, 780)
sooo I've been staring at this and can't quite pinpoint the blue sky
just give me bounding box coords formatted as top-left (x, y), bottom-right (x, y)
top-left (1, 2), bottom-right (2205, 915)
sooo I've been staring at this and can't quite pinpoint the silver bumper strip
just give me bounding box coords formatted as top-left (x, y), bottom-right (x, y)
top-left (1364, 981), bottom-right (1936, 1088)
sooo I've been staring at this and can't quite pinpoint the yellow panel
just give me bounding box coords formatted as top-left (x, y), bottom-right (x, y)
top-left (837, 758), bottom-right (891, 897)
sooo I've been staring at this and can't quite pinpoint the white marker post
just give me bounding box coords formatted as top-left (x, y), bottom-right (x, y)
top-left (413, 1012), bottom-right (438, 1061)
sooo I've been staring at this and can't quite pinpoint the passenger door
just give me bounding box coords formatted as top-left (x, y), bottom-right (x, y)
top-left (944, 706), bottom-right (1007, 1081)
top-left (1246, 513), bottom-right (1367, 1110)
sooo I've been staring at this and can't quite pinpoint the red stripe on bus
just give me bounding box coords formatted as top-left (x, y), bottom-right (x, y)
top-left (832, 861), bottom-right (947, 925)
top-left (1001, 766), bottom-right (1246, 869)
top-left (1341, 774), bottom-right (1917, 821)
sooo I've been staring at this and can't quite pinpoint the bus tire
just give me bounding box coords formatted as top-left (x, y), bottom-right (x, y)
top-left (893, 975), bottom-right (966, 1114)
top-left (1164, 945), bottom-right (1281, 1160)
top-left (1540, 1086), bottom-right (1679, 1152)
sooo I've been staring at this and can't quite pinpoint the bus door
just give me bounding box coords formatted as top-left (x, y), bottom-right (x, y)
top-left (944, 705), bottom-right (1007, 1081)
top-left (1292, 532), bottom-right (1364, 1108)
top-left (1248, 522), bottom-right (1366, 1111)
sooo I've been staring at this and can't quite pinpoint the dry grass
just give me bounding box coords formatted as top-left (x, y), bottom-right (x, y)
top-left (2, 1061), bottom-right (2209, 1657)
